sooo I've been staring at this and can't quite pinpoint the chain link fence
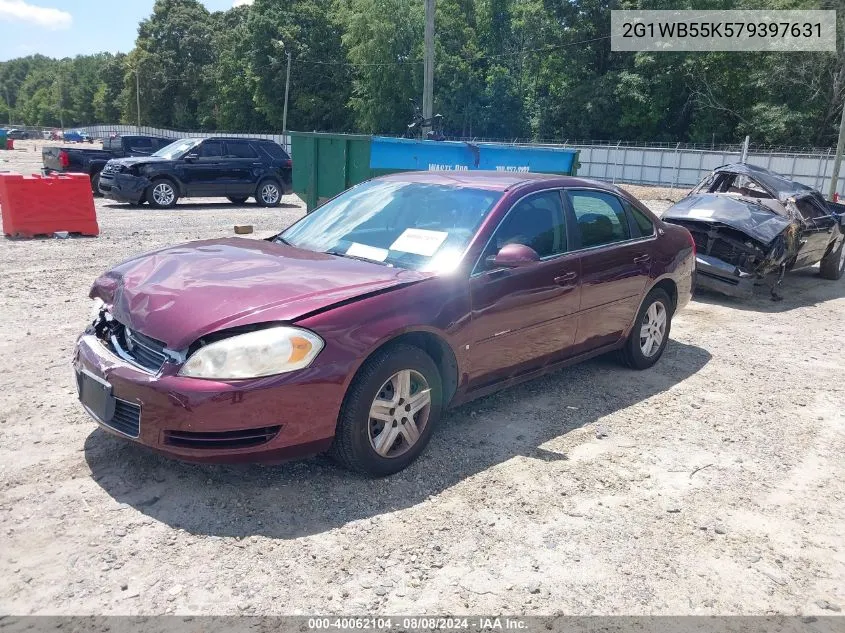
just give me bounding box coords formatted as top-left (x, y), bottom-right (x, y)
top-left (13, 122), bottom-right (843, 195)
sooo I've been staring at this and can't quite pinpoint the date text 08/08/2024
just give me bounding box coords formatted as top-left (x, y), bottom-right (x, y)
top-left (307, 617), bottom-right (529, 630)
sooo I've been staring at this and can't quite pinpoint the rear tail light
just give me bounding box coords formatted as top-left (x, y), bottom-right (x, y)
top-left (283, 159), bottom-right (292, 168)
top-left (59, 150), bottom-right (69, 169)
top-left (686, 228), bottom-right (696, 257)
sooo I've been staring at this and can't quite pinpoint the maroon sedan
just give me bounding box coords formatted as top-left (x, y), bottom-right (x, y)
top-left (74, 172), bottom-right (695, 475)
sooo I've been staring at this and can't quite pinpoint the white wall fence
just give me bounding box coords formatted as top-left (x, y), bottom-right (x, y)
top-left (73, 124), bottom-right (844, 196)
top-left (573, 144), bottom-right (845, 196)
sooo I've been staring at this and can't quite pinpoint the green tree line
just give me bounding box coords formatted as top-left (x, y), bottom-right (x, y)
top-left (0, 0), bottom-right (842, 146)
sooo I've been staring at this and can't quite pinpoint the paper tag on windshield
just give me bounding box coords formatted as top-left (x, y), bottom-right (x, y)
top-left (347, 242), bottom-right (389, 262)
top-left (688, 208), bottom-right (714, 219)
top-left (389, 229), bottom-right (449, 257)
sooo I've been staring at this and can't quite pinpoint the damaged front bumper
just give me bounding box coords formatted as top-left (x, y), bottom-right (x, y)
top-left (98, 172), bottom-right (150, 204)
top-left (694, 254), bottom-right (757, 298)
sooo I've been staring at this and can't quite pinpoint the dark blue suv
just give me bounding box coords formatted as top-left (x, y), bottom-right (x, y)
top-left (98, 137), bottom-right (293, 208)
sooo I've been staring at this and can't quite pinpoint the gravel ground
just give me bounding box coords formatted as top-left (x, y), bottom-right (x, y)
top-left (0, 140), bottom-right (843, 617)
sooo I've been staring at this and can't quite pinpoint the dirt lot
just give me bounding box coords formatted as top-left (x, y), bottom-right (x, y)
top-left (0, 140), bottom-right (843, 617)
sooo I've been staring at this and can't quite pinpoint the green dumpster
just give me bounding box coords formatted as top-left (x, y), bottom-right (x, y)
top-left (290, 132), bottom-right (372, 211)
top-left (0, 130), bottom-right (7, 150)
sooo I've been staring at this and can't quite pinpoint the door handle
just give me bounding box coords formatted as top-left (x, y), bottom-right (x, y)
top-left (554, 272), bottom-right (578, 285)
top-left (633, 254), bottom-right (651, 264)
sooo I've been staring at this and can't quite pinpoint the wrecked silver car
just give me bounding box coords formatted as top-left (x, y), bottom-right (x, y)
top-left (663, 163), bottom-right (845, 299)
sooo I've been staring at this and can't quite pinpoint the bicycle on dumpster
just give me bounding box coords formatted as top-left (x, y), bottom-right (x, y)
top-left (405, 100), bottom-right (446, 141)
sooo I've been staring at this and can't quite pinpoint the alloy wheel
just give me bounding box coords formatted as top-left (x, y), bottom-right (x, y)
top-left (261, 183), bottom-right (280, 205)
top-left (152, 182), bottom-right (175, 207)
top-left (368, 369), bottom-right (431, 459)
top-left (639, 301), bottom-right (667, 358)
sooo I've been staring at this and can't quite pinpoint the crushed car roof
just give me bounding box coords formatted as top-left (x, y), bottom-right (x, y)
top-left (714, 163), bottom-right (815, 201)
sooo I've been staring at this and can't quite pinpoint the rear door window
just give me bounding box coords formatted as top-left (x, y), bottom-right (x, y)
top-left (226, 141), bottom-right (259, 159)
top-left (127, 137), bottom-right (153, 153)
top-left (567, 190), bottom-right (631, 248)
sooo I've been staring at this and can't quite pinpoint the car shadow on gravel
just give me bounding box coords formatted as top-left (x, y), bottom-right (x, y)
top-left (692, 267), bottom-right (845, 313)
top-left (84, 339), bottom-right (711, 540)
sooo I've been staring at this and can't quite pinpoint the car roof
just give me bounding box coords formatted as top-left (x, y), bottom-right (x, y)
top-left (375, 171), bottom-right (618, 193)
top-left (185, 137), bottom-right (279, 143)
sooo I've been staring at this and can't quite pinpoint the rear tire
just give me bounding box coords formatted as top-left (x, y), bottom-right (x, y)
top-left (330, 344), bottom-right (442, 477)
top-left (146, 179), bottom-right (178, 209)
top-left (255, 179), bottom-right (282, 207)
top-left (819, 239), bottom-right (845, 280)
top-left (227, 196), bottom-right (248, 205)
top-left (620, 288), bottom-right (673, 370)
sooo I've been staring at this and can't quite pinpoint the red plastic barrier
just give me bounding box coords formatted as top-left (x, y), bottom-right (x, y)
top-left (0, 173), bottom-right (99, 238)
top-left (5, 139), bottom-right (13, 150)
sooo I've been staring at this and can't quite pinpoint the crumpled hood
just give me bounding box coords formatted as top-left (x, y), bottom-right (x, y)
top-left (664, 193), bottom-right (794, 244)
top-left (90, 238), bottom-right (430, 349)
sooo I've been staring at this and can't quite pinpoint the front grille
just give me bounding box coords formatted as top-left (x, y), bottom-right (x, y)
top-left (104, 399), bottom-right (141, 438)
top-left (110, 323), bottom-right (169, 373)
top-left (164, 426), bottom-right (282, 450)
top-left (687, 229), bottom-right (752, 268)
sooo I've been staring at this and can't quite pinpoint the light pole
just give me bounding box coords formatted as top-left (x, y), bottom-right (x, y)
top-left (422, 0), bottom-right (435, 136)
top-left (275, 40), bottom-right (292, 134)
top-left (3, 86), bottom-right (11, 126)
top-left (828, 94), bottom-right (845, 201)
top-left (135, 66), bottom-right (142, 133)
top-left (283, 49), bottom-right (291, 133)
top-left (57, 75), bottom-right (64, 133)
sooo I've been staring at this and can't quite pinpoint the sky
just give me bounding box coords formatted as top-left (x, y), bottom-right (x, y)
top-left (0, 0), bottom-right (254, 61)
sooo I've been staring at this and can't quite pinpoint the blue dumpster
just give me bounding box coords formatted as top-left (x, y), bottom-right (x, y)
top-left (369, 136), bottom-right (579, 176)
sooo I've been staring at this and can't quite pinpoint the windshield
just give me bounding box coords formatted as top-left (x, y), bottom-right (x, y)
top-left (152, 138), bottom-right (202, 160)
top-left (280, 180), bottom-right (502, 272)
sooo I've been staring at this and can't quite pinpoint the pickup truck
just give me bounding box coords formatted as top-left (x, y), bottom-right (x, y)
top-left (42, 135), bottom-right (175, 194)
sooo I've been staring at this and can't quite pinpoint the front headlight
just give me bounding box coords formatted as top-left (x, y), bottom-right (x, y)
top-left (178, 326), bottom-right (324, 379)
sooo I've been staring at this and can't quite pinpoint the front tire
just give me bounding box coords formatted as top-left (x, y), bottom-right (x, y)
top-left (91, 172), bottom-right (101, 197)
top-left (146, 179), bottom-right (178, 209)
top-left (819, 239), bottom-right (845, 280)
top-left (255, 179), bottom-right (282, 207)
top-left (331, 344), bottom-right (442, 476)
top-left (227, 196), bottom-right (248, 205)
top-left (620, 288), bottom-right (673, 370)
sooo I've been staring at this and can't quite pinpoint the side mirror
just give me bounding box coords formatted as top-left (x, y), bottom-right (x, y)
top-left (184, 153), bottom-right (199, 162)
top-left (838, 213), bottom-right (845, 228)
top-left (491, 243), bottom-right (540, 268)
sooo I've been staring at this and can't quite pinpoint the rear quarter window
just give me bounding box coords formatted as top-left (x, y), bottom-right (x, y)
top-left (626, 202), bottom-right (655, 237)
top-left (260, 142), bottom-right (290, 161)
